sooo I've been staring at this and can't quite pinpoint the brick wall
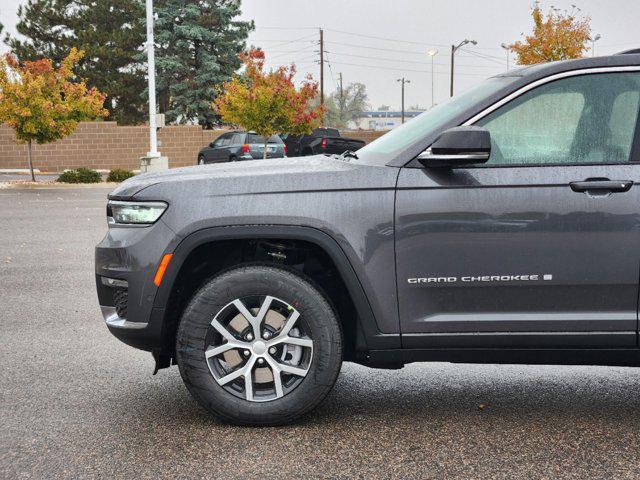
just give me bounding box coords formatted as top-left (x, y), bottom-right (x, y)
top-left (0, 122), bottom-right (386, 172)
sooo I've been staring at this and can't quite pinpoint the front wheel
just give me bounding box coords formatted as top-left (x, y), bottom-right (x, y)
top-left (176, 265), bottom-right (343, 426)
top-left (198, 155), bottom-right (205, 165)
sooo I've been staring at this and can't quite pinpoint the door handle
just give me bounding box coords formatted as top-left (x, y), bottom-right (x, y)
top-left (569, 179), bottom-right (633, 193)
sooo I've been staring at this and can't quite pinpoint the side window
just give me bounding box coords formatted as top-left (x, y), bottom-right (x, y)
top-left (475, 72), bottom-right (640, 166)
top-left (212, 133), bottom-right (230, 147)
top-left (230, 133), bottom-right (243, 145)
top-left (219, 134), bottom-right (232, 147)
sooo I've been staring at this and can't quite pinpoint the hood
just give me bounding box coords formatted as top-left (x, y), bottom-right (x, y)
top-left (110, 155), bottom-right (394, 199)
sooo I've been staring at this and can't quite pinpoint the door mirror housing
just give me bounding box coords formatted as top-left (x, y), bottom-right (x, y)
top-left (418, 126), bottom-right (491, 167)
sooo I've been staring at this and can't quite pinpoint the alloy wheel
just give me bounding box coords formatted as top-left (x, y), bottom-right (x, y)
top-left (204, 295), bottom-right (313, 402)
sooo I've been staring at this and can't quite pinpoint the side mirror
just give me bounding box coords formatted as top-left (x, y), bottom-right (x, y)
top-left (418, 126), bottom-right (491, 167)
top-left (209, 141), bottom-right (216, 148)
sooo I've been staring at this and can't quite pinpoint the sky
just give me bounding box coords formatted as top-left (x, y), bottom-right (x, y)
top-left (1, 0), bottom-right (639, 110)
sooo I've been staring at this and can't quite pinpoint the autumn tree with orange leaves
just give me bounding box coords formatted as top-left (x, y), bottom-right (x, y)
top-left (0, 48), bottom-right (108, 181)
top-left (508, 3), bottom-right (592, 65)
top-left (215, 48), bottom-right (323, 159)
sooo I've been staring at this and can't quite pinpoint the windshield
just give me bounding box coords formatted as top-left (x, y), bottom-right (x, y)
top-left (355, 76), bottom-right (518, 165)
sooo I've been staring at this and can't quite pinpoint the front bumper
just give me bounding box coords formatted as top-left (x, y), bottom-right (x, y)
top-left (100, 305), bottom-right (148, 329)
top-left (95, 219), bottom-right (176, 351)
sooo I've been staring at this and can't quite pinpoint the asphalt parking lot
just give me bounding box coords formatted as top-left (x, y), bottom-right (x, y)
top-left (2, 185), bottom-right (640, 479)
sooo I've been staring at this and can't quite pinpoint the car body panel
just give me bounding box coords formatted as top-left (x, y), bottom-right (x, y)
top-left (396, 164), bottom-right (640, 348)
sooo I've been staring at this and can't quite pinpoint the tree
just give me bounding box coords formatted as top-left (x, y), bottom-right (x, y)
top-left (507, 2), bottom-right (591, 65)
top-left (5, 0), bottom-right (147, 125)
top-left (0, 49), bottom-right (108, 181)
top-left (331, 82), bottom-right (369, 128)
top-left (154, 0), bottom-right (253, 127)
top-left (215, 48), bottom-right (323, 159)
top-left (310, 94), bottom-right (339, 127)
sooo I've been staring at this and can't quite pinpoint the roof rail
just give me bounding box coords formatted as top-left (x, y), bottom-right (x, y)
top-left (616, 48), bottom-right (640, 55)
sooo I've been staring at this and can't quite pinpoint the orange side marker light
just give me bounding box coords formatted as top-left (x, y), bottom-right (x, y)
top-left (153, 253), bottom-right (173, 287)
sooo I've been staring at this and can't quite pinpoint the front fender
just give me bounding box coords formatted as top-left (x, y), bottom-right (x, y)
top-left (153, 224), bottom-right (400, 351)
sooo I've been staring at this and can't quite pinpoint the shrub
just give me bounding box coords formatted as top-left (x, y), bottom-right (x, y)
top-left (56, 168), bottom-right (102, 183)
top-left (107, 168), bottom-right (135, 183)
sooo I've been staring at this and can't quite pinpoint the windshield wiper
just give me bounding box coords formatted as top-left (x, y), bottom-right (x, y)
top-left (341, 150), bottom-right (359, 160)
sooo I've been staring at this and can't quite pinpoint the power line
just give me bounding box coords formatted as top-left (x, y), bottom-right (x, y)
top-left (257, 26), bottom-right (318, 30)
top-left (460, 48), bottom-right (507, 61)
top-left (249, 33), bottom-right (317, 48)
top-left (459, 48), bottom-right (506, 66)
top-left (324, 52), bottom-right (340, 91)
top-left (325, 60), bottom-right (492, 77)
top-left (322, 28), bottom-right (507, 51)
top-left (325, 40), bottom-right (426, 55)
top-left (324, 49), bottom-right (503, 69)
top-left (269, 45), bottom-right (317, 59)
top-left (323, 28), bottom-right (451, 47)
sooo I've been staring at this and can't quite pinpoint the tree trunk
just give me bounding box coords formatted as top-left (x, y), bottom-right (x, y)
top-left (27, 140), bottom-right (36, 182)
top-left (263, 139), bottom-right (268, 160)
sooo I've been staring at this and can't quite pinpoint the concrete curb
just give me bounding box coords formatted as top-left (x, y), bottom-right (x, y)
top-left (0, 169), bottom-right (42, 174)
top-left (0, 182), bottom-right (118, 189)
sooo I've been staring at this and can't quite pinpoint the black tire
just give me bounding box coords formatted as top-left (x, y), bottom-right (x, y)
top-left (176, 265), bottom-right (343, 426)
top-left (229, 155), bottom-right (237, 162)
top-left (197, 155), bottom-right (205, 165)
top-left (302, 148), bottom-right (314, 156)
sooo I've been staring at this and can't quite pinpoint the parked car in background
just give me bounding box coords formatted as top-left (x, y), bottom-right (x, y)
top-left (282, 128), bottom-right (365, 157)
top-left (197, 131), bottom-right (286, 164)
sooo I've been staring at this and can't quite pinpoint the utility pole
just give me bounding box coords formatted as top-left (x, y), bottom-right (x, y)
top-left (338, 72), bottom-right (343, 124)
top-left (319, 28), bottom-right (324, 123)
top-left (397, 77), bottom-right (410, 123)
top-left (427, 49), bottom-right (437, 108)
top-left (450, 39), bottom-right (477, 97)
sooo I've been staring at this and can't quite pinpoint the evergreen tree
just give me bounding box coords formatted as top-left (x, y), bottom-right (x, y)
top-left (5, 0), bottom-right (147, 125)
top-left (154, 0), bottom-right (253, 127)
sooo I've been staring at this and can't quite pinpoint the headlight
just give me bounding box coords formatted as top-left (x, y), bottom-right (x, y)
top-left (107, 201), bottom-right (168, 225)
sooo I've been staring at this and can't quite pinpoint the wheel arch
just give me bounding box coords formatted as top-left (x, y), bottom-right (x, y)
top-left (153, 225), bottom-right (397, 363)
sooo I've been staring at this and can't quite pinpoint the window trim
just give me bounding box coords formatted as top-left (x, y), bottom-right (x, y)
top-left (452, 66), bottom-right (640, 169)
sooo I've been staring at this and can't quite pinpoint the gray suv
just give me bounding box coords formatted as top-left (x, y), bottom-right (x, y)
top-left (96, 53), bottom-right (640, 425)
top-left (197, 131), bottom-right (286, 164)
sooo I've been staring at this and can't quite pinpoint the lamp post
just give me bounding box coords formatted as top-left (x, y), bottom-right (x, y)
top-left (500, 43), bottom-right (510, 70)
top-left (145, 0), bottom-right (159, 158)
top-left (427, 49), bottom-right (438, 108)
top-left (450, 39), bottom-right (477, 97)
top-left (591, 34), bottom-right (602, 57)
top-left (397, 77), bottom-right (410, 123)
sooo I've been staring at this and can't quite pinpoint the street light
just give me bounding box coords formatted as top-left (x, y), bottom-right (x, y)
top-left (145, 0), bottom-right (159, 159)
top-left (427, 49), bottom-right (438, 108)
top-left (397, 77), bottom-right (410, 124)
top-left (591, 34), bottom-right (602, 57)
top-left (450, 39), bottom-right (477, 97)
top-left (500, 42), bottom-right (510, 70)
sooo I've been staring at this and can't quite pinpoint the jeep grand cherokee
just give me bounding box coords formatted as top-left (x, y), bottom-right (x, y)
top-left (96, 52), bottom-right (640, 425)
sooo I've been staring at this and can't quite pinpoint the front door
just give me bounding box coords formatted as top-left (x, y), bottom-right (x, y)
top-left (396, 70), bottom-right (640, 349)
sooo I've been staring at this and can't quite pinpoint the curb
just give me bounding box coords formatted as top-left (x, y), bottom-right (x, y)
top-left (0, 182), bottom-right (118, 189)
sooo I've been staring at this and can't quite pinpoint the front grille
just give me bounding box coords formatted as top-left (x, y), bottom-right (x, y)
top-left (113, 289), bottom-right (128, 319)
